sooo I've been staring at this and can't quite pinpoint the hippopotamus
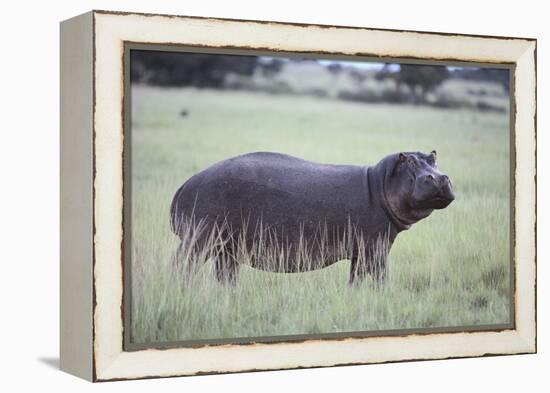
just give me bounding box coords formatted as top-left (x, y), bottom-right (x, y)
top-left (170, 151), bottom-right (454, 285)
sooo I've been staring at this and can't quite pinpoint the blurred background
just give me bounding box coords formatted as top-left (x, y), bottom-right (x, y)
top-left (130, 50), bottom-right (510, 113)
top-left (129, 49), bottom-right (512, 344)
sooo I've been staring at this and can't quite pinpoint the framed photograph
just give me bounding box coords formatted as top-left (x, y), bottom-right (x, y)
top-left (60, 10), bottom-right (537, 382)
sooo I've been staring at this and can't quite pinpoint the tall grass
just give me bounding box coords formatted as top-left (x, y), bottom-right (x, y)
top-left (170, 214), bottom-right (391, 277)
top-left (130, 86), bottom-right (510, 344)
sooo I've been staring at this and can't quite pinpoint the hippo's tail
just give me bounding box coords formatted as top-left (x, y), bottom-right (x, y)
top-left (169, 186), bottom-right (185, 237)
top-left (170, 185), bottom-right (202, 239)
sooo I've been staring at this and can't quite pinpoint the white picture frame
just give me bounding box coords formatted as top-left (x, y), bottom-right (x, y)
top-left (60, 10), bottom-right (536, 382)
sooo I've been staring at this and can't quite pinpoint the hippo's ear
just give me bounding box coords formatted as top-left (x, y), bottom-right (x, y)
top-left (428, 150), bottom-right (437, 166)
top-left (391, 153), bottom-right (407, 176)
top-left (399, 153), bottom-right (407, 163)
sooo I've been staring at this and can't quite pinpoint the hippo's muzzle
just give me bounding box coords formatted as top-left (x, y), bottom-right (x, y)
top-left (429, 174), bottom-right (455, 209)
top-left (412, 173), bottom-right (455, 210)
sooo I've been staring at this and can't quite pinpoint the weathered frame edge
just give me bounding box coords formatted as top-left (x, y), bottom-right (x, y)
top-left (59, 11), bottom-right (95, 382)
top-left (90, 10), bottom-right (537, 382)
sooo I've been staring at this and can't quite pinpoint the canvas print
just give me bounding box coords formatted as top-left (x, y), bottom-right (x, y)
top-left (126, 47), bottom-right (512, 347)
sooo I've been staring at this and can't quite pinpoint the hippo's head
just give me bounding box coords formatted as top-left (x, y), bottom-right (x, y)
top-left (380, 151), bottom-right (455, 229)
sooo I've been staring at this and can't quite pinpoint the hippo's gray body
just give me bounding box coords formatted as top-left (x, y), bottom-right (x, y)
top-left (170, 151), bottom-right (454, 284)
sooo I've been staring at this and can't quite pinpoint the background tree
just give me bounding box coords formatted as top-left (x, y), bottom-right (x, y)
top-left (130, 50), bottom-right (259, 88)
top-left (326, 62), bottom-right (343, 76)
top-left (395, 64), bottom-right (449, 104)
top-left (260, 58), bottom-right (284, 78)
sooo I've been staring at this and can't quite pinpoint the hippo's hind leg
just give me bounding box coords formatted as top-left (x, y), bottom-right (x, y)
top-left (349, 231), bottom-right (391, 287)
top-left (214, 242), bottom-right (239, 285)
top-left (172, 240), bottom-right (201, 283)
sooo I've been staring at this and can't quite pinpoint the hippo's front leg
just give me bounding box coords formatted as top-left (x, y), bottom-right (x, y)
top-left (348, 255), bottom-right (366, 285)
top-left (348, 249), bottom-right (388, 286)
top-left (369, 259), bottom-right (388, 286)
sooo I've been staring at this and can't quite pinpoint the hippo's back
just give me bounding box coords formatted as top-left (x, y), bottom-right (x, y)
top-left (170, 152), bottom-right (368, 241)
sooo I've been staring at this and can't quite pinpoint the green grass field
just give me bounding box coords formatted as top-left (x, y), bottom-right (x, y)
top-left (129, 85), bottom-right (511, 345)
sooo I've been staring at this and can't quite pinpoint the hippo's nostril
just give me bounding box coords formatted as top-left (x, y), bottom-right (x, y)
top-left (438, 174), bottom-right (450, 185)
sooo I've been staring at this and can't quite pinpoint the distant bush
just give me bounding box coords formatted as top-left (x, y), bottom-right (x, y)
top-left (349, 69), bottom-right (368, 83)
top-left (475, 101), bottom-right (507, 113)
top-left (303, 87), bottom-right (329, 98)
top-left (379, 89), bottom-right (406, 104)
top-left (451, 68), bottom-right (510, 93)
top-left (131, 50), bottom-right (258, 88)
top-left (338, 88), bottom-right (409, 104)
top-left (260, 58), bottom-right (284, 78)
top-left (326, 63), bottom-right (343, 75)
top-left (467, 87), bottom-right (489, 97)
top-left (430, 91), bottom-right (466, 109)
top-left (338, 89), bottom-right (380, 103)
top-left (223, 75), bottom-right (258, 91)
top-left (262, 80), bottom-right (294, 95)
